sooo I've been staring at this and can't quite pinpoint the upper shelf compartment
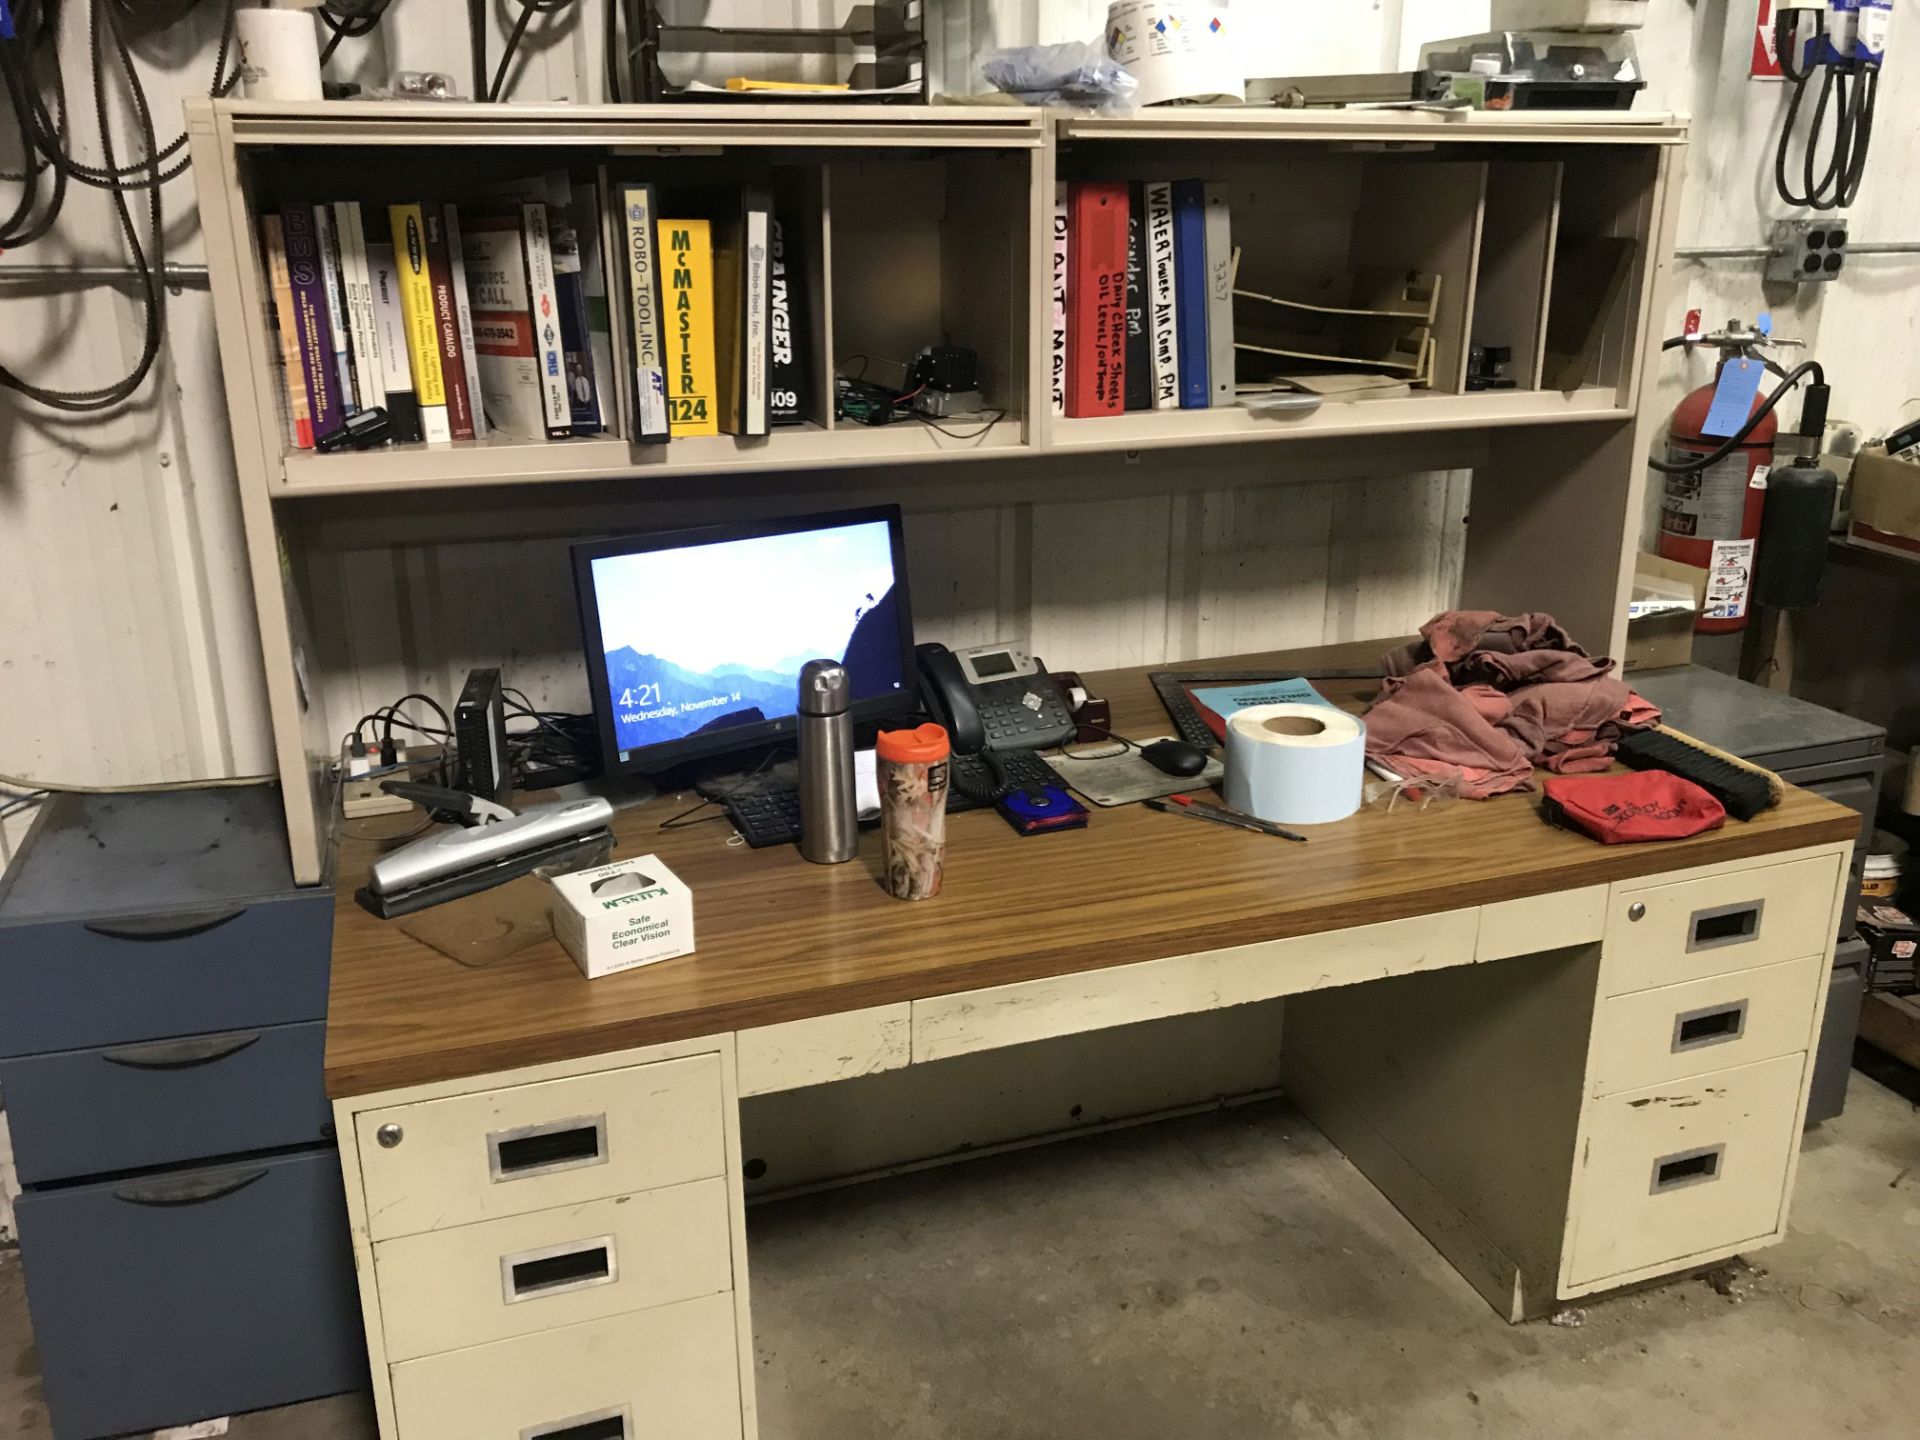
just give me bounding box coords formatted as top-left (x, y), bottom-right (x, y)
top-left (188, 101), bottom-right (1682, 497)
top-left (1044, 108), bottom-right (1677, 451)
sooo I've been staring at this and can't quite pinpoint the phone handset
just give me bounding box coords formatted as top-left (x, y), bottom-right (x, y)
top-left (915, 642), bottom-right (987, 755)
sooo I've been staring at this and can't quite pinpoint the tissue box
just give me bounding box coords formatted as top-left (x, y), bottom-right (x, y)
top-left (550, 854), bottom-right (694, 980)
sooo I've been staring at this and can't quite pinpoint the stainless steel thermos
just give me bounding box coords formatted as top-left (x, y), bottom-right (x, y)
top-left (797, 659), bottom-right (859, 864)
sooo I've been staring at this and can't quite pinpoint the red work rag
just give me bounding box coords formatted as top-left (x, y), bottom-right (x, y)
top-left (1365, 610), bottom-right (1661, 799)
top-left (1541, 772), bottom-right (1727, 844)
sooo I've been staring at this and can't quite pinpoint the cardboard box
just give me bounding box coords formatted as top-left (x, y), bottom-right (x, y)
top-left (550, 854), bottom-right (694, 980)
top-left (1849, 444), bottom-right (1920, 558)
top-left (1624, 552), bottom-right (1706, 671)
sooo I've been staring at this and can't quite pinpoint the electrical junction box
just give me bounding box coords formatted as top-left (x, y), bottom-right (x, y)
top-left (1767, 217), bottom-right (1849, 283)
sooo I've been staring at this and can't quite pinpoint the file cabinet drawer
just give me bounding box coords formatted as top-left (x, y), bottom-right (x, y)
top-left (0, 1020), bottom-right (331, 1185)
top-left (1603, 854), bottom-right (1839, 996)
top-left (375, 1178), bottom-right (734, 1362)
top-left (357, 1052), bottom-right (726, 1241)
top-left (1588, 956), bottom-right (1824, 1098)
top-left (1566, 1052), bottom-right (1805, 1287)
top-left (389, 1290), bottom-right (743, 1440)
top-left (13, 1146), bottom-right (365, 1439)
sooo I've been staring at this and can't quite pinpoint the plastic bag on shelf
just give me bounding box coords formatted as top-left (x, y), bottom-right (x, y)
top-left (981, 40), bottom-right (1138, 110)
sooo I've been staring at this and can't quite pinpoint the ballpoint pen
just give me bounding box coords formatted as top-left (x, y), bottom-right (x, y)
top-left (1144, 796), bottom-right (1309, 843)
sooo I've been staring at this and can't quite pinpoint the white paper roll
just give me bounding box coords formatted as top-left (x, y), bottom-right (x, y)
top-left (237, 10), bottom-right (324, 102)
top-left (1222, 704), bottom-right (1366, 827)
top-left (1106, 2), bottom-right (1245, 107)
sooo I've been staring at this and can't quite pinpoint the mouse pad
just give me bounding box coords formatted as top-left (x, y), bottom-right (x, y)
top-left (1050, 735), bottom-right (1227, 808)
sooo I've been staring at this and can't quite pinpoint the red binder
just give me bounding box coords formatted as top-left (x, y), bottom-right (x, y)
top-left (1066, 182), bottom-right (1129, 417)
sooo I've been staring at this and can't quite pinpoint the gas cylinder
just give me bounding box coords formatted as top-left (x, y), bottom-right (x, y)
top-left (1657, 365), bottom-right (1778, 634)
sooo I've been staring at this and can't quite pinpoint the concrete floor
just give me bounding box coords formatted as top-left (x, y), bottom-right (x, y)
top-left (5, 1072), bottom-right (1917, 1440)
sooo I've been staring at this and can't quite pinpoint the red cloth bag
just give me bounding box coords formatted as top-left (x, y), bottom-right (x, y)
top-left (1541, 772), bottom-right (1727, 844)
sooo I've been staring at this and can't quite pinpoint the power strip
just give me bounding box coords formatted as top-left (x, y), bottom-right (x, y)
top-left (341, 741), bottom-right (443, 819)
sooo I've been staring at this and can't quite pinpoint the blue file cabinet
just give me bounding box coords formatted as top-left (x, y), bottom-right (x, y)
top-left (0, 788), bottom-right (364, 1439)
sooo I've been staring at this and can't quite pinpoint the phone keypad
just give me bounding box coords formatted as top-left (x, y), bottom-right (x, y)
top-left (978, 680), bottom-right (1074, 750)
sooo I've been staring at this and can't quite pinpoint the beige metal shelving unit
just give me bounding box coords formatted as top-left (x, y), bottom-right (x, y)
top-left (186, 99), bottom-right (1686, 885)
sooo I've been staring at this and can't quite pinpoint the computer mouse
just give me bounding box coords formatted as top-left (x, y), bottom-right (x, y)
top-left (1141, 739), bottom-right (1208, 777)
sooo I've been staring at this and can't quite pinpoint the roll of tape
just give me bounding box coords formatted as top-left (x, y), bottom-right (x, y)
top-left (236, 10), bottom-right (324, 102)
top-left (1067, 685), bottom-right (1090, 711)
top-left (1222, 703), bottom-right (1366, 826)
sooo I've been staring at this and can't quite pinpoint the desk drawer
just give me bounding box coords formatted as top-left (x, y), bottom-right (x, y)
top-left (1566, 1052), bottom-right (1805, 1288)
top-left (1602, 854), bottom-right (1839, 997)
top-left (389, 1290), bottom-right (743, 1440)
top-left (0, 1020), bottom-right (330, 1185)
top-left (1588, 956), bottom-right (1825, 1098)
top-left (13, 1146), bottom-right (366, 1439)
top-left (356, 1052), bottom-right (726, 1242)
top-left (375, 1178), bottom-right (734, 1362)
top-left (0, 889), bottom-right (332, 1057)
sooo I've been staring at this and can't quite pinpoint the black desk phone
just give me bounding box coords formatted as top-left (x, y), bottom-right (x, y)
top-left (916, 641), bottom-right (1078, 754)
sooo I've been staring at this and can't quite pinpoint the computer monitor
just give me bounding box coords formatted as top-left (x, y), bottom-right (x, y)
top-left (571, 505), bottom-right (917, 775)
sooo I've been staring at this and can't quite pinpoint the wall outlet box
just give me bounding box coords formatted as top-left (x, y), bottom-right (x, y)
top-left (550, 854), bottom-right (695, 980)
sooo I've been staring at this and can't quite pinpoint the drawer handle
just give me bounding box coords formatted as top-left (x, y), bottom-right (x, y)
top-left (101, 1030), bottom-right (261, 1068)
top-left (488, 1113), bottom-right (608, 1183)
top-left (1670, 1001), bottom-right (1748, 1053)
top-left (84, 906), bottom-right (246, 942)
top-left (1651, 1144), bottom-right (1726, 1194)
top-left (502, 1235), bottom-right (618, 1304)
top-left (1687, 900), bottom-right (1763, 953)
top-left (113, 1165), bottom-right (267, 1207)
top-left (522, 1407), bottom-right (629, 1440)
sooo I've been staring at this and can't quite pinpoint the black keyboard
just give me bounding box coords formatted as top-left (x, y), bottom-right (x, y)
top-left (723, 751), bottom-right (1068, 848)
top-left (725, 786), bottom-right (805, 849)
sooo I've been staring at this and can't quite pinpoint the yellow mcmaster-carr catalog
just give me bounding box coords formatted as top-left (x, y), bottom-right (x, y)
top-left (661, 218), bottom-right (720, 437)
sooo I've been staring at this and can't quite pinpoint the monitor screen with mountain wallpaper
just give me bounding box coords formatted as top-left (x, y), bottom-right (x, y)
top-left (571, 505), bottom-right (918, 774)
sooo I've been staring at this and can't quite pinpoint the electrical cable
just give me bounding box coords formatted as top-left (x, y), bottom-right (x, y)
top-left (316, 0), bottom-right (393, 67)
top-left (0, 0), bottom-right (238, 411)
top-left (487, 0), bottom-right (579, 103)
top-left (1772, 6), bottom-right (1880, 212)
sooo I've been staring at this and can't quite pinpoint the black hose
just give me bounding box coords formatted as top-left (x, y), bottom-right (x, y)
top-left (1647, 362), bottom-right (1827, 477)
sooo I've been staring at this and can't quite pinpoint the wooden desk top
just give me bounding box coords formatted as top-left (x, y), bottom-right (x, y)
top-left (324, 642), bottom-right (1861, 1097)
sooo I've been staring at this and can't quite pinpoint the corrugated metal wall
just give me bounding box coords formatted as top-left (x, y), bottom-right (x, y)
top-left (6, 1), bottom-right (1920, 802)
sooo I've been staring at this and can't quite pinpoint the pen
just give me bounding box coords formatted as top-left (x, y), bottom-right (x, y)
top-left (1167, 795), bottom-right (1309, 842)
top-left (1145, 797), bottom-right (1308, 843)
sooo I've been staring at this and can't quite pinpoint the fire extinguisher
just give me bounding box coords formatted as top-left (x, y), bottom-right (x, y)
top-left (1651, 317), bottom-right (1828, 633)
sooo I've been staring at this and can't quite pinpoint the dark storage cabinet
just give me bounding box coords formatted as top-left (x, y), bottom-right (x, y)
top-left (0, 789), bottom-right (362, 1439)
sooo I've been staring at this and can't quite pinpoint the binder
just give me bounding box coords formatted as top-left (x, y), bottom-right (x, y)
top-left (421, 208), bottom-right (476, 440)
top-left (660, 217), bottom-right (720, 437)
top-left (1203, 182), bottom-right (1236, 408)
top-left (1172, 179), bottom-right (1210, 410)
top-left (259, 216), bottom-right (313, 449)
top-left (617, 182), bottom-right (671, 443)
top-left (713, 187), bottom-right (772, 437)
top-left (363, 228), bottom-right (424, 443)
top-left (1144, 181), bottom-right (1180, 411)
top-left (1065, 182), bottom-right (1129, 418)
top-left (284, 203), bottom-right (345, 443)
top-left (1123, 182), bottom-right (1152, 412)
top-left (1050, 181), bottom-right (1068, 418)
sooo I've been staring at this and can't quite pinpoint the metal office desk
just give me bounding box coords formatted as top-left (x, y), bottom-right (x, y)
top-left (320, 645), bottom-right (1860, 1440)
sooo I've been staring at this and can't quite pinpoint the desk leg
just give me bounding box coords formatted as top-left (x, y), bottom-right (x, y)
top-left (1280, 944), bottom-right (1601, 1323)
top-left (721, 1040), bottom-right (763, 1440)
